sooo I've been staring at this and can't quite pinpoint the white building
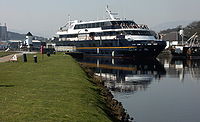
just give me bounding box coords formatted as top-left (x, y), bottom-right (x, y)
top-left (25, 32), bottom-right (33, 46)
top-left (8, 40), bottom-right (42, 50)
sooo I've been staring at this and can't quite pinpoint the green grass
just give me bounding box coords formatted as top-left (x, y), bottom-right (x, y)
top-left (0, 53), bottom-right (112, 122)
top-left (0, 52), bottom-right (16, 57)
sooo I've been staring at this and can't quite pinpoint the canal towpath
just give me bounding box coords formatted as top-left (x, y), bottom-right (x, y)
top-left (0, 52), bottom-right (37, 63)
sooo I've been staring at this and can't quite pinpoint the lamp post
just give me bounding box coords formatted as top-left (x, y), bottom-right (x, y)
top-left (179, 29), bottom-right (184, 45)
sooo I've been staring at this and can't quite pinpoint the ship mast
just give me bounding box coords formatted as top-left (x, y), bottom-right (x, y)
top-left (106, 5), bottom-right (118, 20)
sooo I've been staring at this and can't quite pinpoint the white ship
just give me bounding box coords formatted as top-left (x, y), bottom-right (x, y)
top-left (56, 6), bottom-right (166, 57)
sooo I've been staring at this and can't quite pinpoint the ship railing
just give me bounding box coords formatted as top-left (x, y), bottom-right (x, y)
top-left (122, 24), bottom-right (149, 29)
top-left (101, 24), bottom-right (148, 30)
top-left (138, 24), bottom-right (149, 29)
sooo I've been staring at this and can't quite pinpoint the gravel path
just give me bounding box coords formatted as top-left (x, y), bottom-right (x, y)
top-left (0, 52), bottom-right (37, 63)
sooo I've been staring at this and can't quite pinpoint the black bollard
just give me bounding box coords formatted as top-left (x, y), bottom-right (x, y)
top-left (23, 54), bottom-right (27, 62)
top-left (33, 55), bottom-right (37, 63)
top-left (47, 52), bottom-right (50, 57)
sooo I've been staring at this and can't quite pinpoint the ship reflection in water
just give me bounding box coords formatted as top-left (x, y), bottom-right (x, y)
top-left (78, 57), bottom-right (166, 93)
top-left (78, 56), bottom-right (200, 122)
top-left (160, 58), bottom-right (200, 81)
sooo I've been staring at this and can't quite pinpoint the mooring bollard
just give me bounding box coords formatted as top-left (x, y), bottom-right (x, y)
top-left (23, 53), bottom-right (27, 62)
top-left (47, 52), bottom-right (50, 57)
top-left (33, 55), bottom-right (37, 63)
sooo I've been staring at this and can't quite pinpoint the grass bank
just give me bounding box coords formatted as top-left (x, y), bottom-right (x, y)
top-left (0, 53), bottom-right (112, 122)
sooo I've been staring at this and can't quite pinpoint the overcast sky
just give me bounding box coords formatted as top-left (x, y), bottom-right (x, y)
top-left (0, 0), bottom-right (200, 37)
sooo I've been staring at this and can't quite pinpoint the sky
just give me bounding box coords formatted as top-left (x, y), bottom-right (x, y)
top-left (0, 0), bottom-right (200, 38)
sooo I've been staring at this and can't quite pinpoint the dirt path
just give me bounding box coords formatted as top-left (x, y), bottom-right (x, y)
top-left (0, 52), bottom-right (37, 63)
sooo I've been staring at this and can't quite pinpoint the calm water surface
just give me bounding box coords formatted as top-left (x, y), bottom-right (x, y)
top-left (78, 57), bottom-right (200, 122)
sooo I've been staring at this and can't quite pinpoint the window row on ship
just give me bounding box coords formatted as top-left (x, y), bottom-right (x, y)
top-left (59, 30), bottom-right (152, 38)
top-left (74, 21), bottom-right (137, 30)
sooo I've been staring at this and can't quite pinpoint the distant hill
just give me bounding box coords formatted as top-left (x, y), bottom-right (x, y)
top-left (159, 21), bottom-right (200, 40)
top-left (7, 31), bottom-right (26, 40)
top-left (7, 31), bottom-right (47, 41)
top-left (159, 25), bottom-right (182, 34)
top-left (184, 21), bottom-right (200, 38)
top-left (151, 20), bottom-right (193, 32)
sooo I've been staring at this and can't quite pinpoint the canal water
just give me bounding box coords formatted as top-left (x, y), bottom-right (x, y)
top-left (77, 56), bottom-right (200, 122)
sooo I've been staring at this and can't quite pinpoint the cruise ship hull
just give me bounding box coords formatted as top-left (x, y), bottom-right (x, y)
top-left (56, 39), bottom-right (166, 58)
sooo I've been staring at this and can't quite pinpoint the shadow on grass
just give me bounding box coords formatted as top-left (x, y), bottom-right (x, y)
top-left (0, 85), bottom-right (15, 87)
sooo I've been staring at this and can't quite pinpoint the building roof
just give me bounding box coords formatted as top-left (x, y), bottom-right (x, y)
top-left (8, 40), bottom-right (22, 43)
top-left (162, 32), bottom-right (180, 41)
top-left (26, 32), bottom-right (33, 36)
top-left (8, 40), bottom-right (41, 43)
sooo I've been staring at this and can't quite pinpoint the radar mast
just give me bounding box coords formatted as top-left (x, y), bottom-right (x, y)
top-left (106, 5), bottom-right (118, 20)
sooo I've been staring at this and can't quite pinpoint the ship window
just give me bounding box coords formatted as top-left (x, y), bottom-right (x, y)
top-left (75, 24), bottom-right (80, 29)
top-left (99, 22), bottom-right (103, 27)
top-left (74, 21), bottom-right (112, 29)
top-left (59, 34), bottom-right (78, 38)
top-left (99, 22), bottom-right (102, 27)
top-left (74, 21), bottom-right (137, 30)
top-left (104, 21), bottom-right (112, 26)
top-left (87, 24), bottom-right (92, 28)
top-left (121, 30), bottom-right (152, 36)
top-left (104, 32), bottom-right (109, 36)
top-left (96, 22), bottom-right (102, 28)
top-left (75, 22), bottom-right (105, 29)
top-left (74, 24), bottom-right (86, 29)
top-left (82, 24), bottom-right (87, 29)
top-left (79, 24), bottom-right (83, 29)
top-left (91, 23), bottom-right (95, 28)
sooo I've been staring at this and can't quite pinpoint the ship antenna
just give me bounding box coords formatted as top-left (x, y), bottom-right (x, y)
top-left (106, 5), bottom-right (117, 20)
top-left (68, 14), bottom-right (71, 24)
